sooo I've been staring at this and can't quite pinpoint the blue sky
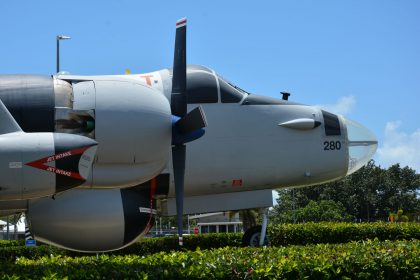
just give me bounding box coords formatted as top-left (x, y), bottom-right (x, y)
top-left (1, 0), bottom-right (419, 172)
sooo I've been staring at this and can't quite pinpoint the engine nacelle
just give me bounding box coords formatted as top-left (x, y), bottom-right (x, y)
top-left (0, 75), bottom-right (172, 188)
top-left (72, 78), bottom-right (172, 187)
top-left (27, 186), bottom-right (155, 252)
top-left (0, 132), bottom-right (97, 201)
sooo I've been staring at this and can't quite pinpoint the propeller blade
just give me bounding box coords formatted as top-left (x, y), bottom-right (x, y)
top-left (171, 17), bottom-right (188, 246)
top-left (175, 106), bottom-right (207, 134)
top-left (172, 144), bottom-right (186, 246)
top-left (171, 17), bottom-right (187, 118)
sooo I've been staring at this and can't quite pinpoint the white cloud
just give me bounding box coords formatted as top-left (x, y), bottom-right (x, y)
top-left (316, 95), bottom-right (356, 115)
top-left (377, 121), bottom-right (420, 172)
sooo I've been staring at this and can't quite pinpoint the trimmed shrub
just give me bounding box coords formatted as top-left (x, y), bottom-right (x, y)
top-left (0, 233), bottom-right (243, 262)
top-left (0, 222), bottom-right (419, 260)
top-left (0, 240), bottom-right (23, 248)
top-left (0, 245), bottom-right (65, 263)
top-left (118, 232), bottom-right (242, 255)
top-left (268, 222), bottom-right (420, 246)
top-left (1, 240), bottom-right (419, 279)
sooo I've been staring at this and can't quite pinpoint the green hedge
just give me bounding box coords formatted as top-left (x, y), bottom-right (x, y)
top-left (0, 234), bottom-right (243, 262)
top-left (268, 222), bottom-right (420, 246)
top-left (0, 222), bottom-right (418, 260)
top-left (0, 245), bottom-right (65, 264)
top-left (1, 240), bottom-right (419, 279)
top-left (0, 240), bottom-right (23, 248)
top-left (117, 232), bottom-right (242, 255)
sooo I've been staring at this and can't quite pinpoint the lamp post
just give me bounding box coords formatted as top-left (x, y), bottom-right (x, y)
top-left (56, 35), bottom-right (71, 73)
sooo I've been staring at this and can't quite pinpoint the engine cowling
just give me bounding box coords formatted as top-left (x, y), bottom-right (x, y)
top-left (27, 186), bottom-right (155, 252)
top-left (0, 75), bottom-right (172, 188)
top-left (75, 78), bottom-right (172, 187)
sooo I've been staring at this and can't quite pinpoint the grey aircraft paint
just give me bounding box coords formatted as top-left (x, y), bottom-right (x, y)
top-left (0, 97), bottom-right (98, 200)
top-left (0, 75), bottom-right (55, 132)
top-left (28, 184), bottom-right (156, 252)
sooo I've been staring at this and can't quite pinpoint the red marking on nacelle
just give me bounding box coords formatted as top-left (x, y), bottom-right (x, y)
top-left (232, 179), bottom-right (243, 187)
top-left (25, 146), bottom-right (94, 180)
top-left (140, 75), bottom-right (154, 86)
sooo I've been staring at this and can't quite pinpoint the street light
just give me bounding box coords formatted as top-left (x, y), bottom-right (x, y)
top-left (56, 35), bottom-right (71, 73)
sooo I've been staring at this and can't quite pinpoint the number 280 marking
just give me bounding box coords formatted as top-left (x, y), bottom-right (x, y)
top-left (324, 141), bottom-right (341, 151)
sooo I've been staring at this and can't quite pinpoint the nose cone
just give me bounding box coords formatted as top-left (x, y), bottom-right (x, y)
top-left (342, 117), bottom-right (378, 175)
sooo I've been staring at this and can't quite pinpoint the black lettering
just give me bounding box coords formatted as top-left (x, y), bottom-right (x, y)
top-left (324, 141), bottom-right (341, 151)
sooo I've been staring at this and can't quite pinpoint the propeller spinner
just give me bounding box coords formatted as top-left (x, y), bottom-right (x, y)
top-left (170, 18), bottom-right (207, 246)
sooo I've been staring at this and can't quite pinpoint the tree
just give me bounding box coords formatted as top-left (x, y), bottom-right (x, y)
top-left (1, 213), bottom-right (23, 240)
top-left (271, 199), bottom-right (352, 223)
top-left (270, 161), bottom-right (420, 223)
top-left (238, 209), bottom-right (259, 231)
top-left (390, 209), bottom-right (409, 222)
top-left (377, 164), bottom-right (420, 219)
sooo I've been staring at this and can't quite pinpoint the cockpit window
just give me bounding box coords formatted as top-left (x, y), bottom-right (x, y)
top-left (187, 71), bottom-right (218, 103)
top-left (217, 75), bottom-right (248, 103)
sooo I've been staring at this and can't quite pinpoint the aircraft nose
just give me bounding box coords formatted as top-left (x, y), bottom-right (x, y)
top-left (342, 117), bottom-right (378, 175)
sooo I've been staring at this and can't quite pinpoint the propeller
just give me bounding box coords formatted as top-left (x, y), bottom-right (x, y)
top-left (170, 18), bottom-right (207, 246)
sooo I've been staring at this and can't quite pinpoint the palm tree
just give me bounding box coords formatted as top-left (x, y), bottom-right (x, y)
top-left (2, 213), bottom-right (23, 240)
top-left (228, 208), bottom-right (259, 232)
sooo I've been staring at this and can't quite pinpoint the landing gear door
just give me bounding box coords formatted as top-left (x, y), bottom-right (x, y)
top-left (73, 81), bottom-right (95, 110)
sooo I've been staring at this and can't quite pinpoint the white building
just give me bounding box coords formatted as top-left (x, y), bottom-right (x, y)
top-left (189, 212), bottom-right (242, 234)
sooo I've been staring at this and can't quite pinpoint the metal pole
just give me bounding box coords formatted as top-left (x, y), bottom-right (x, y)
top-left (13, 214), bottom-right (17, 240)
top-left (292, 189), bottom-right (296, 224)
top-left (187, 215), bottom-right (190, 234)
top-left (56, 35), bottom-right (70, 74)
top-left (56, 38), bottom-right (60, 73)
top-left (6, 217), bottom-right (9, 240)
top-left (259, 208), bottom-right (269, 246)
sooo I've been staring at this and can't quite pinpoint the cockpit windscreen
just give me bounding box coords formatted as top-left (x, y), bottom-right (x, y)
top-left (217, 74), bottom-right (249, 103)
